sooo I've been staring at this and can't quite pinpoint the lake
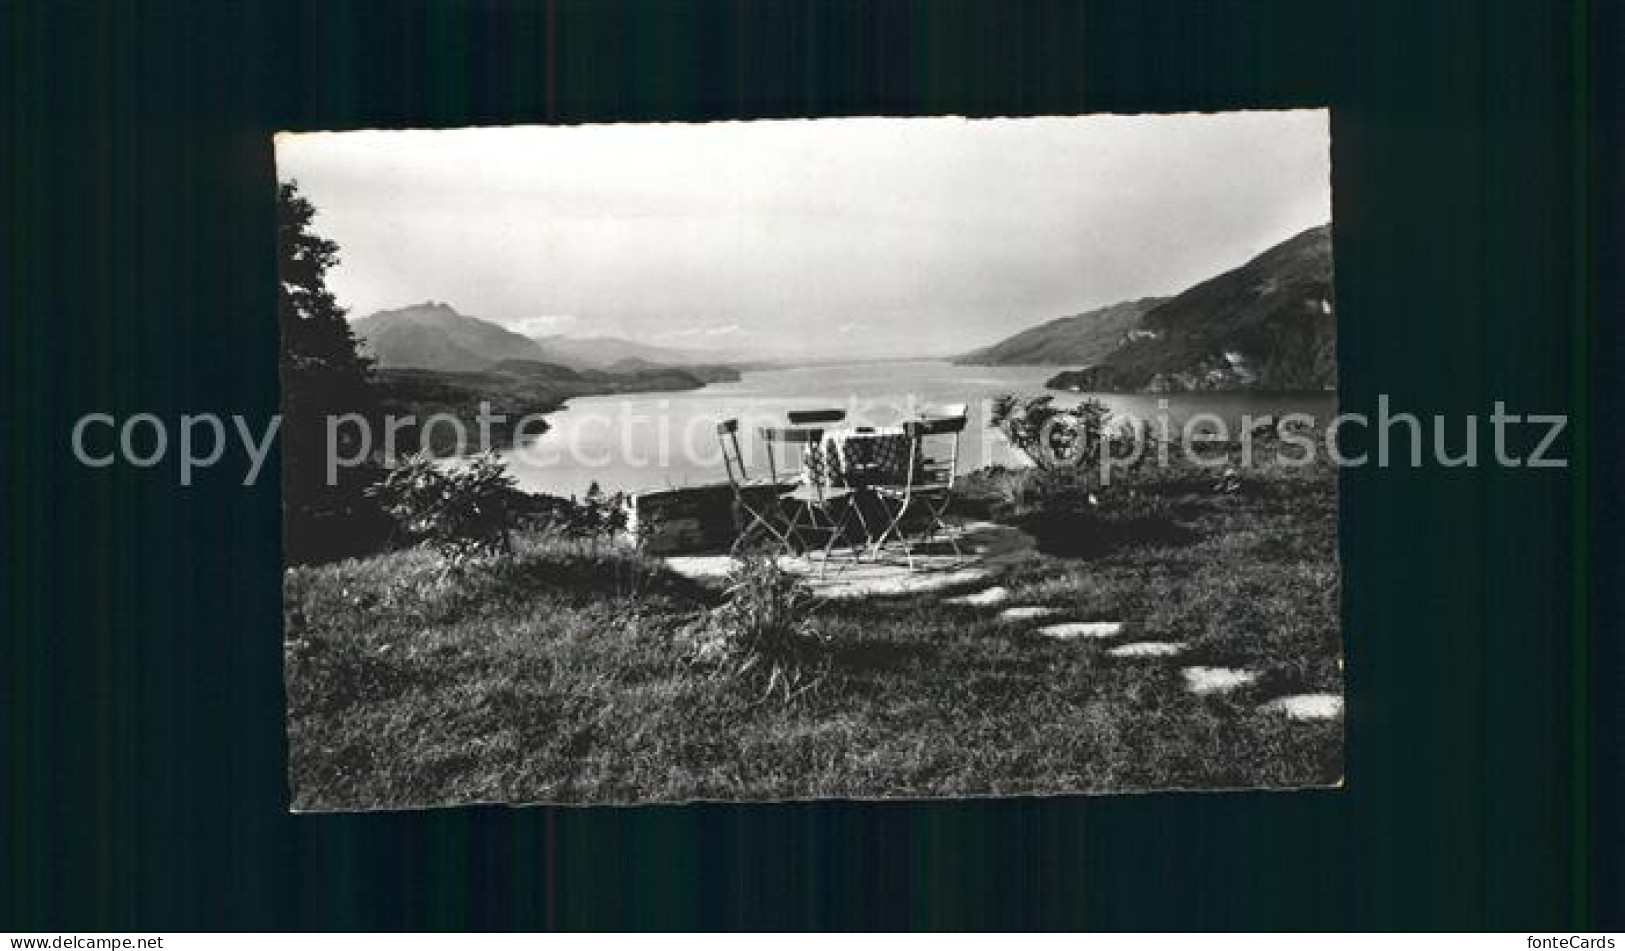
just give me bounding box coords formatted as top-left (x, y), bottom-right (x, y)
top-left (500, 359), bottom-right (1336, 497)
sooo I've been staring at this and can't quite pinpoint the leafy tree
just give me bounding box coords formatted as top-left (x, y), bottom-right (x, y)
top-left (278, 181), bottom-right (389, 563)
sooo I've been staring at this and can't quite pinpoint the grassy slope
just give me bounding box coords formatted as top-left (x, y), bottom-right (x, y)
top-left (285, 456), bottom-right (1341, 809)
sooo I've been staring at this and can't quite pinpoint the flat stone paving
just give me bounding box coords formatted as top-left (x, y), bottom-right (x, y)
top-left (665, 521), bottom-right (1037, 600)
top-left (1180, 666), bottom-right (1260, 695)
top-left (1259, 693), bottom-right (1343, 720)
top-left (1038, 621), bottom-right (1125, 640)
top-left (1107, 641), bottom-right (1188, 658)
top-left (672, 533), bottom-right (1337, 725)
top-left (998, 605), bottom-right (1064, 621)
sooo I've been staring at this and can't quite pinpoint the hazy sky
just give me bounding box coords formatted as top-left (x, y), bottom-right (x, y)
top-left (277, 111), bottom-right (1330, 359)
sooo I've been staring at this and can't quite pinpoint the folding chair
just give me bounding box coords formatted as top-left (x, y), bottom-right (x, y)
top-left (758, 425), bottom-right (864, 573)
top-left (868, 411), bottom-right (969, 568)
top-left (716, 419), bottom-right (797, 556)
top-left (915, 404), bottom-right (967, 477)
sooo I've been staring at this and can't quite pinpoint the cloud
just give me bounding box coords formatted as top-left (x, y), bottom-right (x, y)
top-left (658, 322), bottom-right (746, 340)
top-left (508, 315), bottom-right (579, 337)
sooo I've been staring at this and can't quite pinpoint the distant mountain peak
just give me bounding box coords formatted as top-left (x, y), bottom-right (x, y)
top-left (351, 302), bottom-right (549, 372)
top-left (350, 302), bottom-right (743, 374)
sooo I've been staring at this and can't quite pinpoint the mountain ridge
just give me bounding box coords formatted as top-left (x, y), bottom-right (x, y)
top-left (1078, 223), bottom-right (1334, 392)
top-left (531, 334), bottom-right (721, 370)
top-left (962, 224), bottom-right (1335, 392)
top-left (350, 301), bottom-right (738, 374)
top-left (954, 297), bottom-right (1167, 367)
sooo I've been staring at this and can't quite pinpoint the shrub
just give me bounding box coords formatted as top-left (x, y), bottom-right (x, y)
top-left (990, 394), bottom-right (1114, 470)
top-left (496, 481), bottom-right (635, 543)
top-left (990, 393), bottom-right (1178, 480)
top-left (552, 482), bottom-right (630, 539)
top-left (368, 451), bottom-right (518, 568)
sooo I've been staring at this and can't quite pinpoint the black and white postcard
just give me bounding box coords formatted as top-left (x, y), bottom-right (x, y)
top-left (277, 111), bottom-right (1342, 810)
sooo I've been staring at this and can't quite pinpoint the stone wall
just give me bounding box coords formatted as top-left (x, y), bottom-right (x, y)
top-left (627, 482), bottom-right (786, 555)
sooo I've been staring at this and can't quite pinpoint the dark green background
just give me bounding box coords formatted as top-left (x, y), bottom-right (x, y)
top-left (1, 0), bottom-right (1612, 931)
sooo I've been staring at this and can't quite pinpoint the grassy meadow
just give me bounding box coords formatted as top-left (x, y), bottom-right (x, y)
top-left (284, 438), bottom-right (1342, 810)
